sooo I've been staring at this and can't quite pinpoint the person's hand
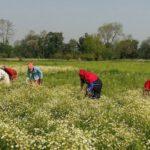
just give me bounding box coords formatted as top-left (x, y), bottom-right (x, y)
top-left (87, 91), bottom-right (92, 96)
top-left (26, 78), bottom-right (30, 84)
top-left (81, 88), bottom-right (85, 92)
top-left (34, 80), bottom-right (39, 85)
top-left (34, 79), bottom-right (42, 85)
top-left (39, 79), bottom-right (42, 85)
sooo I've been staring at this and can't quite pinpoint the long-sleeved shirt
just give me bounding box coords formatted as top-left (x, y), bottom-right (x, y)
top-left (79, 69), bottom-right (98, 83)
top-left (79, 69), bottom-right (100, 92)
top-left (27, 66), bottom-right (43, 81)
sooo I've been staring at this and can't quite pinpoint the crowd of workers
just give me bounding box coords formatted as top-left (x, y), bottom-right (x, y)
top-left (1, 62), bottom-right (149, 99)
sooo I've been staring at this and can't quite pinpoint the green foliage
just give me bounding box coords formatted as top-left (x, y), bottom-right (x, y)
top-left (0, 43), bottom-right (13, 57)
top-left (98, 22), bottom-right (123, 46)
top-left (115, 39), bottom-right (139, 59)
top-left (1, 21), bottom-right (150, 60)
top-left (12, 31), bottom-right (64, 59)
top-left (44, 32), bottom-right (64, 57)
top-left (78, 33), bottom-right (105, 60)
top-left (139, 37), bottom-right (150, 59)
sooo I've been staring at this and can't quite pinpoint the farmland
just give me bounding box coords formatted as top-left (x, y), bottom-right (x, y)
top-left (0, 59), bottom-right (150, 149)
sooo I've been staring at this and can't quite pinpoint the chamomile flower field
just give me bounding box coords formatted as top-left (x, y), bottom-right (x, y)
top-left (0, 59), bottom-right (150, 150)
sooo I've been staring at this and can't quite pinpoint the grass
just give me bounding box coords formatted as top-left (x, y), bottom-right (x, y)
top-left (0, 59), bottom-right (149, 149)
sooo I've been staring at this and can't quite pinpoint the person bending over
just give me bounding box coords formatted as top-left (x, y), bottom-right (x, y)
top-left (79, 69), bottom-right (102, 99)
top-left (0, 69), bottom-right (10, 85)
top-left (1, 66), bottom-right (17, 81)
top-left (27, 63), bottom-right (43, 85)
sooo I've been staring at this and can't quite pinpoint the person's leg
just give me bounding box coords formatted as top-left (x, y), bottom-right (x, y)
top-left (86, 84), bottom-right (93, 97)
top-left (92, 87), bottom-right (100, 98)
top-left (92, 80), bottom-right (102, 99)
top-left (37, 79), bottom-right (41, 85)
top-left (33, 79), bottom-right (42, 85)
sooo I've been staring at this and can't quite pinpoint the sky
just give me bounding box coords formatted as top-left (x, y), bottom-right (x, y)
top-left (0, 0), bottom-right (150, 43)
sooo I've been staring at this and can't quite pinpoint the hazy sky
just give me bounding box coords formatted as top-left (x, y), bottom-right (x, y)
top-left (0, 0), bottom-right (150, 43)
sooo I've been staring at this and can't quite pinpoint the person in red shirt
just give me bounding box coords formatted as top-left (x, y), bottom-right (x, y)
top-left (143, 80), bottom-right (150, 95)
top-left (1, 66), bottom-right (17, 81)
top-left (79, 69), bottom-right (102, 99)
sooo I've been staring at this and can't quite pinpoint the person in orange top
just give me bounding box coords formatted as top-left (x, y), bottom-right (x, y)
top-left (143, 80), bottom-right (150, 95)
top-left (27, 63), bottom-right (43, 85)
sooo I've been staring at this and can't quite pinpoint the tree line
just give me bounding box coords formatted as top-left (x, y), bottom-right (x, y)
top-left (0, 19), bottom-right (150, 60)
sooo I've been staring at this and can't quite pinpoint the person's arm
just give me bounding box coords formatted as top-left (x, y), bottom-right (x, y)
top-left (37, 67), bottom-right (43, 79)
top-left (11, 69), bottom-right (17, 80)
top-left (36, 67), bottom-right (43, 84)
top-left (0, 70), bottom-right (3, 80)
top-left (80, 78), bottom-right (85, 91)
top-left (86, 83), bottom-right (94, 96)
top-left (26, 69), bottom-right (30, 81)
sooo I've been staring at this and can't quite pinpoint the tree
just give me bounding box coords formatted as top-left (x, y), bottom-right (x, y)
top-left (0, 19), bottom-right (14, 44)
top-left (115, 39), bottom-right (139, 59)
top-left (38, 30), bottom-right (47, 58)
top-left (14, 31), bottom-right (64, 58)
top-left (78, 33), bottom-right (105, 60)
top-left (0, 43), bottom-right (13, 57)
top-left (68, 39), bottom-right (78, 52)
top-left (63, 39), bottom-right (78, 53)
top-left (17, 30), bottom-right (40, 58)
top-left (139, 37), bottom-right (150, 59)
top-left (44, 32), bottom-right (64, 58)
top-left (98, 22), bottom-right (123, 47)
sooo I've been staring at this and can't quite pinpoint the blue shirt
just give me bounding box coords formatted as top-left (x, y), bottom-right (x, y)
top-left (27, 66), bottom-right (43, 81)
top-left (87, 80), bottom-right (100, 92)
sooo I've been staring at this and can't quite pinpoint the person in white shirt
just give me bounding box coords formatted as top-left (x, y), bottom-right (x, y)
top-left (0, 69), bottom-right (10, 85)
